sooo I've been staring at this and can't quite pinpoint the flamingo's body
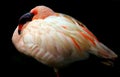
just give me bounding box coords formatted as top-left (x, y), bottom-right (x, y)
top-left (12, 6), bottom-right (117, 77)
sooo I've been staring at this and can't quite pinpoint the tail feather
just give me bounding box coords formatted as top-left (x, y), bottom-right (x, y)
top-left (90, 41), bottom-right (118, 59)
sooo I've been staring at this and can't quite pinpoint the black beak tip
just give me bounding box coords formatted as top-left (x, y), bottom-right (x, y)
top-left (18, 12), bottom-right (34, 35)
top-left (19, 12), bottom-right (34, 24)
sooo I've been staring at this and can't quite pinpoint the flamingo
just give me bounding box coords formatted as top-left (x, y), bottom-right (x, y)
top-left (12, 5), bottom-right (117, 77)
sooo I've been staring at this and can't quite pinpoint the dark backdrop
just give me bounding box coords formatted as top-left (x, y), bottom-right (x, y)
top-left (4, 0), bottom-right (120, 77)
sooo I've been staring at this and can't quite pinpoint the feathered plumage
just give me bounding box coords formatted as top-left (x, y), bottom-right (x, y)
top-left (12, 5), bottom-right (117, 77)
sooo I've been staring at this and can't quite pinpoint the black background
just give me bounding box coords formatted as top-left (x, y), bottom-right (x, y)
top-left (4, 0), bottom-right (120, 77)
